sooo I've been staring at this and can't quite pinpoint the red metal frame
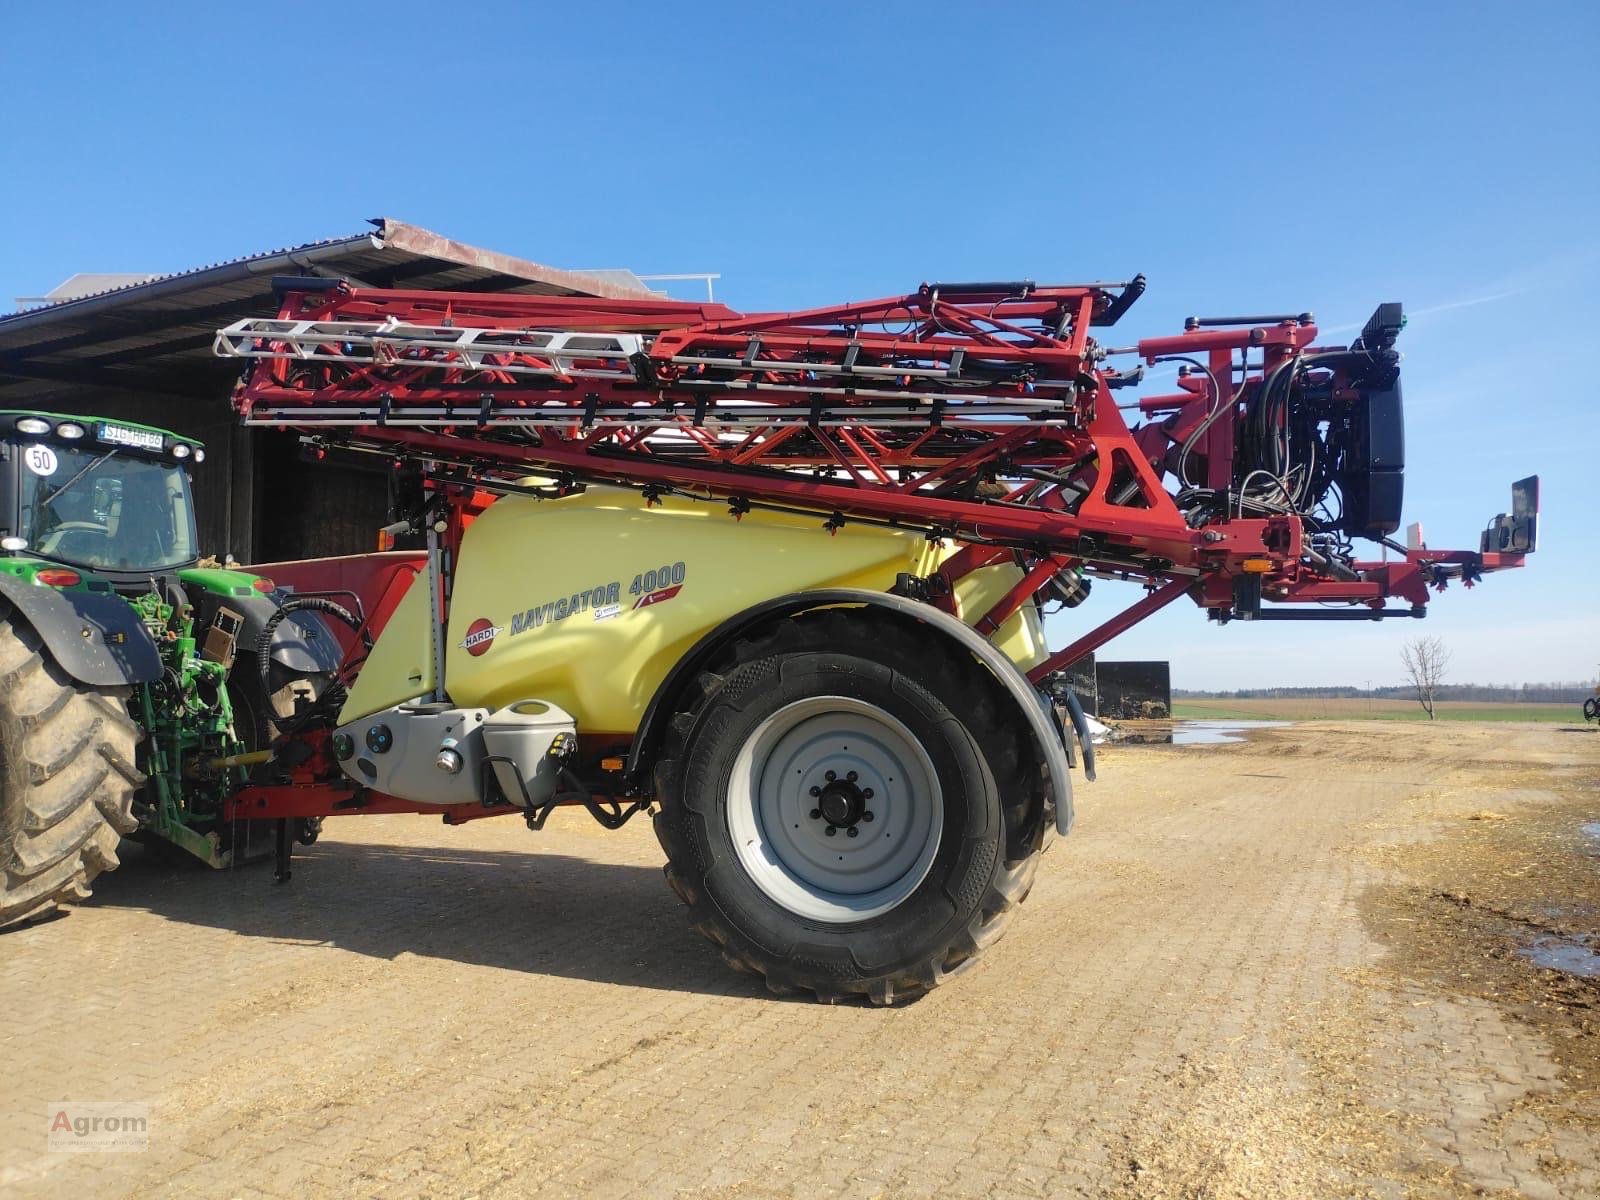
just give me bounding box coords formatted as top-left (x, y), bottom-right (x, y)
top-left (1025, 577), bottom-right (1197, 683)
top-left (252, 550), bottom-right (427, 656)
top-left (224, 783), bottom-right (520, 825)
top-left (214, 277), bottom-right (1534, 823)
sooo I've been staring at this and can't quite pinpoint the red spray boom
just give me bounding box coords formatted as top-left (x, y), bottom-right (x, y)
top-left (216, 275), bottom-right (1536, 677)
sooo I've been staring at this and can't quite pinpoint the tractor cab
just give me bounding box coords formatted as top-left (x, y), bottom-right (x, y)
top-left (0, 411), bottom-right (344, 875)
top-left (0, 412), bottom-right (203, 585)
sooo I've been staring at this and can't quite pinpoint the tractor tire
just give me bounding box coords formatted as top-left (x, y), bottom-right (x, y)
top-left (0, 618), bottom-right (141, 928)
top-left (652, 609), bottom-right (1050, 1005)
top-left (1584, 697), bottom-right (1599, 723)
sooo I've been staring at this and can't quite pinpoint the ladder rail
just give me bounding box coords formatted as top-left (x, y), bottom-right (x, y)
top-left (218, 297), bottom-right (1092, 398)
top-left (217, 322), bottom-right (1073, 385)
top-left (216, 318), bottom-right (644, 380)
top-left (238, 407), bottom-right (1076, 430)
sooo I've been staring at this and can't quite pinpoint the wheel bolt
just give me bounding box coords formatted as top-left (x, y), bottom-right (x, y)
top-left (863, 811), bottom-right (874, 822)
top-left (825, 770), bottom-right (836, 782)
top-left (847, 770), bottom-right (858, 782)
top-left (809, 808), bottom-right (821, 820)
top-left (809, 786), bottom-right (821, 797)
top-left (862, 788), bottom-right (873, 799)
top-left (847, 827), bottom-right (859, 838)
top-left (825, 826), bottom-right (837, 837)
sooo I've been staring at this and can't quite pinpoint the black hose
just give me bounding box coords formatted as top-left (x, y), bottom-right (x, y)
top-left (554, 766), bottom-right (648, 830)
top-left (255, 596), bottom-right (366, 734)
top-left (1148, 354), bottom-right (1224, 489)
top-left (1062, 689), bottom-right (1097, 783)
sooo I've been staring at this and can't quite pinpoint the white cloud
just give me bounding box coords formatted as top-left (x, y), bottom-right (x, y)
top-left (1318, 245), bottom-right (1600, 336)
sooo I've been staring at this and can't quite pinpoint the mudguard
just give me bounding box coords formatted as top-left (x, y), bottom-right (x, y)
top-left (261, 601), bottom-right (346, 678)
top-left (0, 574), bottom-right (161, 687)
top-left (628, 588), bottom-right (1075, 835)
top-left (187, 589), bottom-right (344, 679)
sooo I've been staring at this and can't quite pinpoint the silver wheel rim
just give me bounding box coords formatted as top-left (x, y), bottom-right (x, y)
top-left (726, 695), bottom-right (943, 923)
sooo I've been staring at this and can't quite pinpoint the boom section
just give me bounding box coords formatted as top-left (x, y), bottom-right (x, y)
top-left (216, 277), bottom-right (1533, 619)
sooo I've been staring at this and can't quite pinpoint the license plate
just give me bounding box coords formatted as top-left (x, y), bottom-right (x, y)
top-left (97, 423), bottom-right (164, 452)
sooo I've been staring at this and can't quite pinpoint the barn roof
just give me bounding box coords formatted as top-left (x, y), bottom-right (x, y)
top-left (0, 217), bottom-right (658, 403)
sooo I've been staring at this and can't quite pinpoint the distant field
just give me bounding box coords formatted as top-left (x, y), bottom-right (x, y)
top-left (1172, 697), bottom-right (1579, 723)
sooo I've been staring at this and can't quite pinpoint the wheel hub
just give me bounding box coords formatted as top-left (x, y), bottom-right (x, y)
top-left (725, 695), bottom-right (943, 923)
top-left (816, 777), bottom-right (868, 828)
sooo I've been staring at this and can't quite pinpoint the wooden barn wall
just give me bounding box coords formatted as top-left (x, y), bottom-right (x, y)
top-left (1096, 660), bottom-right (1173, 720)
top-left (251, 432), bottom-right (391, 563)
top-left (1062, 652), bottom-right (1098, 716)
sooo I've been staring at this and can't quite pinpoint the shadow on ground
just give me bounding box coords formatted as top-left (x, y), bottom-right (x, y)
top-left (79, 834), bottom-right (771, 1000)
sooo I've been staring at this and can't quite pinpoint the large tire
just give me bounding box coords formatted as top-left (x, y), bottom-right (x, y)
top-left (0, 618), bottom-right (142, 928)
top-left (1584, 697), bottom-right (1599, 723)
top-left (652, 609), bottom-right (1049, 1005)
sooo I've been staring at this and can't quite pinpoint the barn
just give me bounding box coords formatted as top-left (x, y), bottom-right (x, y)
top-left (0, 219), bottom-right (657, 563)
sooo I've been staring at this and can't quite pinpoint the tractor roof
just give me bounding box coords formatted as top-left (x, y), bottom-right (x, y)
top-left (0, 410), bottom-right (201, 449)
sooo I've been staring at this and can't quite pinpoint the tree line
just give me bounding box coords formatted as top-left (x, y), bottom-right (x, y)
top-left (1174, 682), bottom-right (1595, 703)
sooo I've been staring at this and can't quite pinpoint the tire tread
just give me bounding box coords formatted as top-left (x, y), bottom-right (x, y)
top-left (652, 608), bottom-right (1051, 1004)
top-left (0, 618), bottom-right (141, 928)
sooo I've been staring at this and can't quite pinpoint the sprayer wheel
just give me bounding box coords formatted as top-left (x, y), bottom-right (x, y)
top-left (653, 608), bottom-right (1047, 1004)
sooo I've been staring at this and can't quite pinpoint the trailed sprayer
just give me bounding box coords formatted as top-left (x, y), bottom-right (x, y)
top-left (3, 272), bottom-right (1538, 1004)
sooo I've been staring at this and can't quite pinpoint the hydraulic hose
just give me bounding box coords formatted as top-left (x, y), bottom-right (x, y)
top-left (255, 596), bottom-right (366, 734)
top-left (1062, 689), bottom-right (1097, 783)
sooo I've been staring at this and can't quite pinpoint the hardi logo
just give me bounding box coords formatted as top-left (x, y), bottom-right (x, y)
top-left (633, 584), bottom-right (683, 610)
top-left (459, 618), bottom-right (502, 656)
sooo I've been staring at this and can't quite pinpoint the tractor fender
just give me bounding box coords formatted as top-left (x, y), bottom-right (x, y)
top-left (0, 573), bottom-right (160, 688)
top-left (627, 588), bottom-right (1074, 836)
top-left (191, 590), bottom-right (344, 678)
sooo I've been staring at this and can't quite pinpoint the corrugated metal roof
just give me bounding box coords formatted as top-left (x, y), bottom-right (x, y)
top-left (0, 218), bottom-right (659, 404)
top-left (14, 273), bottom-right (162, 307)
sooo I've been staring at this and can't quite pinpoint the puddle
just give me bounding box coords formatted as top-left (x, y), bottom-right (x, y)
top-left (1519, 935), bottom-right (1600, 978)
top-left (1107, 719), bottom-right (1293, 746)
top-left (1581, 822), bottom-right (1600, 842)
top-left (1171, 719), bottom-right (1292, 746)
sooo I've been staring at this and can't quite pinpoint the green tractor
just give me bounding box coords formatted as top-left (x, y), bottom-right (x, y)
top-left (0, 412), bottom-right (341, 926)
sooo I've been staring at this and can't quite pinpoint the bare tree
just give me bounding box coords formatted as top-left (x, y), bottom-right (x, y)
top-left (1401, 635), bottom-right (1451, 720)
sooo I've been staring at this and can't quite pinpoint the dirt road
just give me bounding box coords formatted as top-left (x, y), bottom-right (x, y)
top-left (2, 721), bottom-right (1595, 1198)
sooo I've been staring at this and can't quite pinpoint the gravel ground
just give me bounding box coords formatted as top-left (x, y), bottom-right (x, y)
top-left (1, 720), bottom-right (1595, 1198)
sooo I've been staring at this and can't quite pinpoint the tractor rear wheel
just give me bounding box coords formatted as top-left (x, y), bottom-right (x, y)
top-left (652, 610), bottom-right (1048, 1004)
top-left (0, 618), bottom-right (142, 928)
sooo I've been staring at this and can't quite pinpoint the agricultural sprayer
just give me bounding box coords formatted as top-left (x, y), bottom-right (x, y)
top-left (0, 274), bottom-right (1538, 1003)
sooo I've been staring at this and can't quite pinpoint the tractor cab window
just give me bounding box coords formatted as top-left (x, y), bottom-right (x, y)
top-left (16, 446), bottom-right (197, 573)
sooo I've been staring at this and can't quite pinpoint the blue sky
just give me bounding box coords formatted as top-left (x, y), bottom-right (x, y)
top-left (2, 2), bottom-right (1595, 688)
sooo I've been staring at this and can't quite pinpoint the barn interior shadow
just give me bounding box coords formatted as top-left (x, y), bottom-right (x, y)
top-left (82, 836), bottom-right (773, 1001)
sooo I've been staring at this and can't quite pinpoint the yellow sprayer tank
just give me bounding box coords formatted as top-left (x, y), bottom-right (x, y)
top-left (339, 486), bottom-right (1048, 729)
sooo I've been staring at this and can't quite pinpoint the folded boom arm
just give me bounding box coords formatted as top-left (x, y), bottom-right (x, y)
top-left (216, 275), bottom-right (1535, 662)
